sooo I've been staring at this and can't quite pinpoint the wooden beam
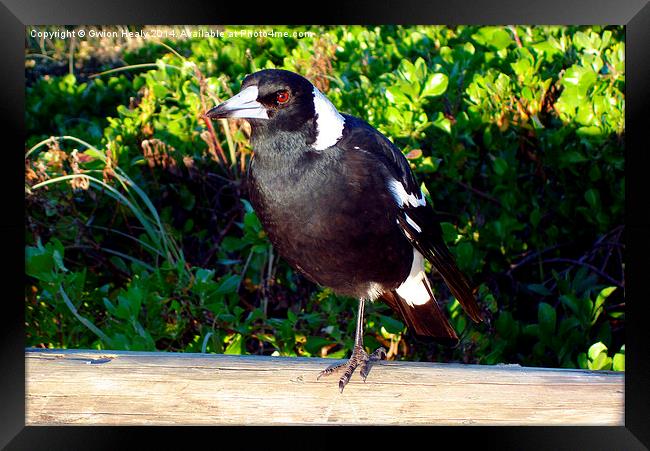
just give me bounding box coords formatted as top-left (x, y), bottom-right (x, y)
top-left (26, 348), bottom-right (624, 425)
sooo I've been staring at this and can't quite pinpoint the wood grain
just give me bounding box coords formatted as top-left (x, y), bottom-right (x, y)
top-left (25, 348), bottom-right (624, 425)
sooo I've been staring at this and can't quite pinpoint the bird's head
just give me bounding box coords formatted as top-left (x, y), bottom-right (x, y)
top-left (206, 69), bottom-right (345, 150)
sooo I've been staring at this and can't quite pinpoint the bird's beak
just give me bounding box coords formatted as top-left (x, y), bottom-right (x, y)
top-left (205, 85), bottom-right (269, 120)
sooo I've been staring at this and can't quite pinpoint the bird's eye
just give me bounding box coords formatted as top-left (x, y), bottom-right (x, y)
top-left (276, 90), bottom-right (290, 104)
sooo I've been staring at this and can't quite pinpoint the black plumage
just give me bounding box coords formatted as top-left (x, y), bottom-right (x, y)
top-left (207, 69), bottom-right (482, 391)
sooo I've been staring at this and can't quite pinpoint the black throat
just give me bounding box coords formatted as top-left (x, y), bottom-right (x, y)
top-left (250, 120), bottom-right (319, 166)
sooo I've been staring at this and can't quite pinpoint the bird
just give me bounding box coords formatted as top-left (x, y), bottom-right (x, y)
top-left (206, 69), bottom-right (483, 392)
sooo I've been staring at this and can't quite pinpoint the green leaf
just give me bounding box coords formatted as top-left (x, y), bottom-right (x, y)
top-left (440, 222), bottom-right (458, 243)
top-left (495, 73), bottom-right (512, 92)
top-left (592, 286), bottom-right (616, 325)
top-left (386, 86), bottom-right (410, 105)
top-left (495, 311), bottom-right (518, 339)
top-left (394, 85), bottom-right (419, 108)
top-left (493, 157), bottom-right (508, 176)
top-left (472, 27), bottom-right (513, 50)
top-left (522, 323), bottom-right (540, 337)
top-left (601, 30), bottom-right (612, 50)
top-left (152, 83), bottom-right (168, 98)
top-left (538, 302), bottom-right (557, 341)
top-left (576, 126), bottom-right (602, 137)
top-left (52, 248), bottom-right (68, 272)
top-left (220, 236), bottom-right (246, 253)
top-left (421, 73), bottom-right (449, 98)
top-left (560, 294), bottom-right (581, 317)
top-left (305, 336), bottom-right (332, 355)
top-left (243, 211), bottom-right (262, 232)
top-left (589, 352), bottom-right (612, 371)
top-left (588, 165), bottom-right (602, 181)
top-left (413, 57), bottom-right (427, 82)
top-left (561, 150), bottom-right (588, 164)
top-left (377, 314), bottom-right (405, 334)
top-left (195, 268), bottom-right (215, 284)
top-left (179, 185), bottom-right (196, 211)
top-left (575, 105), bottom-right (595, 126)
top-left (26, 252), bottom-right (55, 282)
top-left (577, 352), bottom-right (588, 369)
top-left (595, 321), bottom-right (612, 348)
top-left (224, 333), bottom-right (243, 354)
top-left (111, 296), bottom-right (131, 320)
top-left (558, 317), bottom-right (581, 336)
top-left (573, 31), bottom-right (594, 51)
top-left (103, 297), bottom-right (117, 316)
top-left (588, 341), bottom-right (608, 361)
top-left (327, 348), bottom-right (348, 359)
top-left (562, 66), bottom-right (597, 92)
top-left (612, 352), bottom-right (625, 371)
top-left (419, 156), bottom-right (442, 173)
top-left (528, 284), bottom-right (551, 296)
top-left (109, 256), bottom-right (129, 274)
top-left (398, 59), bottom-right (417, 83)
top-left (454, 241), bottom-right (474, 271)
top-left (530, 209), bottom-right (542, 227)
top-left (584, 189), bottom-right (600, 209)
top-left (432, 111), bottom-right (452, 134)
top-left (215, 274), bottom-right (240, 294)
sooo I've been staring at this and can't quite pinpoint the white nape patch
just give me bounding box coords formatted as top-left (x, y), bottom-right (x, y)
top-left (396, 250), bottom-right (431, 306)
top-left (404, 214), bottom-right (422, 233)
top-left (311, 86), bottom-right (345, 150)
top-left (387, 179), bottom-right (426, 208)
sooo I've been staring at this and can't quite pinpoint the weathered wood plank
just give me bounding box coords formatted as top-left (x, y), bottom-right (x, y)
top-left (25, 348), bottom-right (624, 425)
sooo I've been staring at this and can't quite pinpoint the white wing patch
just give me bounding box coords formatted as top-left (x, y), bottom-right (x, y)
top-left (396, 249), bottom-right (431, 306)
top-left (387, 179), bottom-right (426, 208)
top-left (311, 86), bottom-right (345, 150)
top-left (404, 214), bottom-right (422, 233)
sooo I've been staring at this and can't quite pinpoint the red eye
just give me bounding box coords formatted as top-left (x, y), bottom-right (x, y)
top-left (276, 90), bottom-right (290, 104)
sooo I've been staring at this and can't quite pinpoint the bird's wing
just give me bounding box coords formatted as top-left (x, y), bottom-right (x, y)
top-left (396, 206), bottom-right (483, 323)
top-left (338, 114), bottom-right (483, 324)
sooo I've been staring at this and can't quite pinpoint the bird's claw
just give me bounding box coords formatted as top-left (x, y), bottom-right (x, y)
top-left (317, 345), bottom-right (387, 392)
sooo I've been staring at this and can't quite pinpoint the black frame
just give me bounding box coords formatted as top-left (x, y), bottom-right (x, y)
top-left (5, 0), bottom-right (649, 448)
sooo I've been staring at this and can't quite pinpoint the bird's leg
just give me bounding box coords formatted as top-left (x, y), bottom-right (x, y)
top-left (317, 298), bottom-right (387, 392)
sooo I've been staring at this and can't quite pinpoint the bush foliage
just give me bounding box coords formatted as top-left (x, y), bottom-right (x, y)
top-left (25, 25), bottom-right (625, 370)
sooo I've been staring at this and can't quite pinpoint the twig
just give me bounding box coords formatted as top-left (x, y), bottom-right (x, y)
top-left (200, 211), bottom-right (240, 267)
top-left (236, 248), bottom-right (255, 293)
top-left (509, 26), bottom-right (523, 48)
top-left (541, 258), bottom-right (624, 289)
top-left (201, 113), bottom-right (229, 169)
top-left (455, 180), bottom-right (502, 206)
top-left (507, 242), bottom-right (569, 274)
top-left (263, 245), bottom-right (274, 317)
top-left (194, 67), bottom-right (231, 175)
top-left (68, 35), bottom-right (75, 75)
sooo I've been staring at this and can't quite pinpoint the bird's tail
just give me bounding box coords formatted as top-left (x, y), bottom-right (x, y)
top-left (381, 278), bottom-right (459, 342)
top-left (423, 242), bottom-right (483, 324)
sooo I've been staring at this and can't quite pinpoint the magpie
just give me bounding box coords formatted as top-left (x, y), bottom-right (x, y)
top-left (207, 69), bottom-right (483, 392)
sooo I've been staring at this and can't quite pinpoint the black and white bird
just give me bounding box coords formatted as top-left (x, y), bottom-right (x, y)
top-left (207, 69), bottom-right (483, 392)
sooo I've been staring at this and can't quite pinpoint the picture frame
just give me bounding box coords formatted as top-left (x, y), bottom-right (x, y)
top-left (7, 0), bottom-right (649, 448)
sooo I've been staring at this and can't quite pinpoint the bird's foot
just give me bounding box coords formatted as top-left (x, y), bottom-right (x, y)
top-left (317, 345), bottom-right (386, 392)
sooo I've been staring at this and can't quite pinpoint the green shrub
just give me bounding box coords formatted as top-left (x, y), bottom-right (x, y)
top-left (25, 25), bottom-right (624, 370)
